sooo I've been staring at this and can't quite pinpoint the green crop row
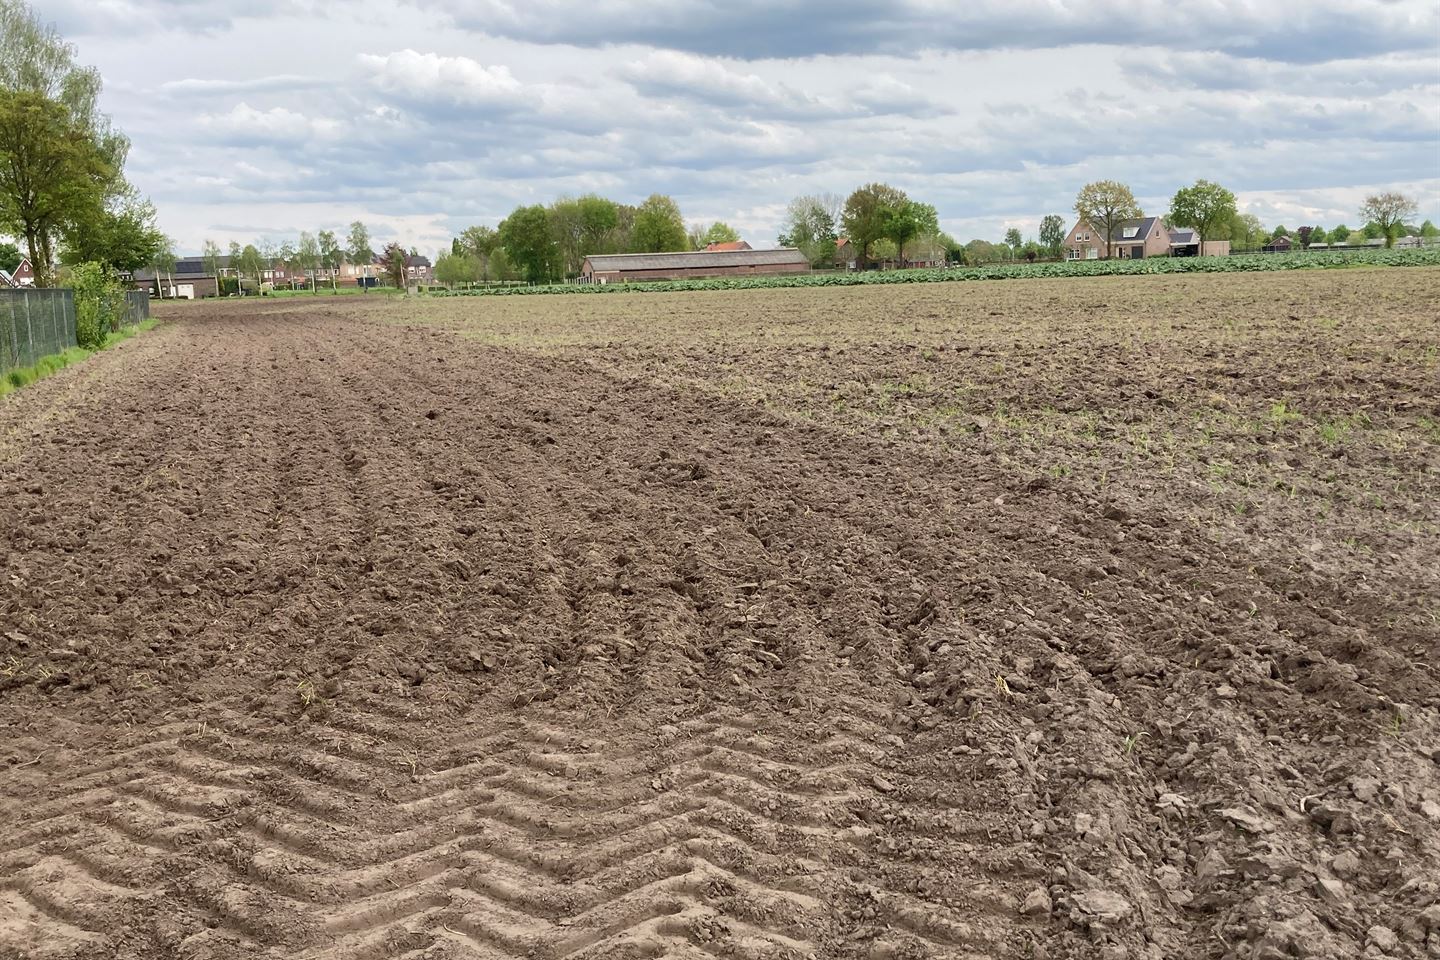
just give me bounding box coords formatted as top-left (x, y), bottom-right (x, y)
top-left (423, 247), bottom-right (1440, 298)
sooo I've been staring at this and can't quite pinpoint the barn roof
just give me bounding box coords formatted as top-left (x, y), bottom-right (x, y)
top-left (584, 248), bottom-right (809, 272)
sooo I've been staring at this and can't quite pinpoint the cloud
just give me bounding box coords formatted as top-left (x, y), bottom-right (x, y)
top-left (197, 103), bottom-right (344, 143)
top-left (439, 0), bottom-right (1438, 63)
top-left (359, 49), bottom-right (523, 107)
top-left (160, 75), bottom-right (324, 97)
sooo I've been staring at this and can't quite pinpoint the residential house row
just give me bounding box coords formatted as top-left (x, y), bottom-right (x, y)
top-left (128, 253), bottom-right (433, 299)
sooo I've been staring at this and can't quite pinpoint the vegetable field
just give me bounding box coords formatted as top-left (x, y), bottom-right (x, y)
top-left (427, 246), bottom-right (1440, 296)
top-left (2, 267), bottom-right (1438, 960)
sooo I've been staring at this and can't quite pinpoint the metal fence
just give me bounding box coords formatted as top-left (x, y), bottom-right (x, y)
top-left (125, 290), bottom-right (150, 326)
top-left (2, 288), bottom-right (76, 375)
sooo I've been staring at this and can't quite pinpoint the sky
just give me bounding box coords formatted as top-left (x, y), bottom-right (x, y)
top-left (45, 0), bottom-right (1440, 257)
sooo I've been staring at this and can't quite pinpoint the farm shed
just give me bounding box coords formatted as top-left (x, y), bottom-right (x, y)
top-left (580, 248), bottom-right (810, 284)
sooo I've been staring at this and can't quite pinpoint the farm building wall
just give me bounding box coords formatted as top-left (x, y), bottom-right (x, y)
top-left (587, 261), bottom-right (806, 283)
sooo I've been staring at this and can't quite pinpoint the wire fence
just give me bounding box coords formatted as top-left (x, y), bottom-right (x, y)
top-left (125, 290), bottom-right (150, 325)
top-left (2, 288), bottom-right (76, 375)
top-left (0, 288), bottom-right (150, 376)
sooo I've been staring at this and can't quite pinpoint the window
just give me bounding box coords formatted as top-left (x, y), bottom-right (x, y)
top-left (1121, 226), bottom-right (1139, 239)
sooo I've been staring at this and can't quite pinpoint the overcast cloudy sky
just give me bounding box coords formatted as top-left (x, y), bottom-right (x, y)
top-left (49, 0), bottom-right (1440, 256)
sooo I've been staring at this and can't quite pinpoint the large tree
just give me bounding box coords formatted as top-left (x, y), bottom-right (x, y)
top-left (779, 193), bottom-right (841, 266)
top-left (434, 252), bottom-right (482, 286)
top-left (693, 221), bottom-right (741, 248)
top-left (59, 192), bottom-right (162, 273)
top-left (149, 236), bottom-right (176, 296)
top-left (550, 195), bottom-right (622, 275)
top-left (1168, 179), bottom-right (1236, 256)
top-left (0, 0), bottom-right (132, 286)
top-left (201, 238), bottom-right (223, 284)
top-left (888, 201), bottom-right (938, 265)
top-left (841, 182), bottom-right (907, 267)
top-left (1358, 192), bottom-right (1418, 247)
top-left (236, 244), bottom-right (264, 294)
top-left (631, 193), bottom-right (687, 252)
top-left (1038, 214), bottom-right (1065, 259)
top-left (1229, 212), bottom-right (1265, 252)
top-left (346, 220), bottom-right (374, 271)
top-left (317, 229), bottom-right (341, 290)
top-left (498, 204), bottom-right (557, 283)
top-left (1003, 227), bottom-right (1023, 252)
top-left (296, 231), bottom-right (320, 292)
top-left (374, 242), bottom-right (409, 288)
top-left (1074, 180), bottom-right (1142, 259)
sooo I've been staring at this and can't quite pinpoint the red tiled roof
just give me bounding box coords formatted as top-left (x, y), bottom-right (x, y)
top-left (705, 240), bottom-right (752, 252)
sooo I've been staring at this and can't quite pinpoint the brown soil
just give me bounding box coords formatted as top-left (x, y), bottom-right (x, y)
top-left (2, 269), bottom-right (1438, 960)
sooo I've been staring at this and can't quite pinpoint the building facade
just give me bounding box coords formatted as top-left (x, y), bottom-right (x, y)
top-left (580, 248), bottom-right (810, 283)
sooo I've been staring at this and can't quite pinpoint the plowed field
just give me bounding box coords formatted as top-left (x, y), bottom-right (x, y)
top-left (2, 268), bottom-right (1438, 960)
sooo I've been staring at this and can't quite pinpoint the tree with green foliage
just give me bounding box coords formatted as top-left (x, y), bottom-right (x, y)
top-left (376, 243), bottom-right (408, 289)
top-left (1359, 192), bottom-right (1418, 247)
top-left (149, 236), bottom-right (175, 297)
top-left (237, 244), bottom-right (264, 294)
top-left (887, 201), bottom-right (938, 265)
top-left (459, 224), bottom-right (500, 258)
top-left (295, 231), bottom-right (320, 292)
top-left (693, 221), bottom-right (741, 249)
top-left (1329, 224), bottom-right (1350, 244)
top-left (0, 239), bottom-right (19, 272)
top-left (1420, 220), bottom-right (1439, 240)
top-left (317, 230), bottom-right (341, 290)
top-left (1003, 227), bottom-right (1023, 252)
top-left (0, 0), bottom-right (135, 287)
top-left (434, 252), bottom-right (482, 286)
top-left (346, 220), bottom-right (374, 273)
top-left (842, 183), bottom-right (908, 268)
top-left (1228, 213), bottom-right (1264, 252)
top-left (202, 239), bottom-right (222, 285)
top-left (498, 204), bottom-right (557, 283)
top-left (779, 194), bottom-right (841, 266)
top-left (631, 194), bottom-right (688, 253)
top-left (1309, 226), bottom-right (1328, 245)
top-left (1271, 224), bottom-right (1290, 241)
top-left (58, 193), bottom-right (162, 274)
top-left (937, 232), bottom-right (964, 265)
top-left (1074, 180), bottom-right (1141, 259)
top-left (1360, 221), bottom-right (1383, 240)
top-left (1168, 180), bottom-right (1236, 256)
top-left (1038, 215), bottom-right (1065, 259)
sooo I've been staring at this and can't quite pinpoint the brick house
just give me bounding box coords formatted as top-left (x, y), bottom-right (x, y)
top-left (405, 255), bottom-right (432, 283)
top-left (1066, 218), bottom-right (1230, 259)
top-left (1, 257), bottom-right (36, 287)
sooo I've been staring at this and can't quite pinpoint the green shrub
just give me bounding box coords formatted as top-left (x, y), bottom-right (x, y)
top-left (68, 262), bottom-right (129, 348)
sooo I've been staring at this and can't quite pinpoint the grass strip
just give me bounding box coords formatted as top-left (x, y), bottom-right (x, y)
top-left (1, 319), bottom-right (157, 399)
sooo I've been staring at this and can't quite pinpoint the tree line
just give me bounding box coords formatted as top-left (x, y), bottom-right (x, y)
top-left (434, 183), bottom-right (953, 286)
top-left (960, 181), bottom-right (1431, 264)
top-left (433, 194), bottom-right (752, 286)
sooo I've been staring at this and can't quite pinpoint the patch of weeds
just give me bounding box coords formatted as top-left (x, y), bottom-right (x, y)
top-left (1268, 402), bottom-right (1303, 429)
top-left (1122, 731), bottom-right (1149, 758)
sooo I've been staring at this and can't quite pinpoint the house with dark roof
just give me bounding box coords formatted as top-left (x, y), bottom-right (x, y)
top-left (1066, 218), bottom-right (1230, 260)
top-left (580, 248), bottom-right (810, 284)
top-left (405, 254), bottom-right (432, 282)
top-left (131, 256), bottom-right (229, 299)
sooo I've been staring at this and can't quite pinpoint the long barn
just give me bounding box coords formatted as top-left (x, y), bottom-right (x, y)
top-left (580, 248), bottom-right (810, 284)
